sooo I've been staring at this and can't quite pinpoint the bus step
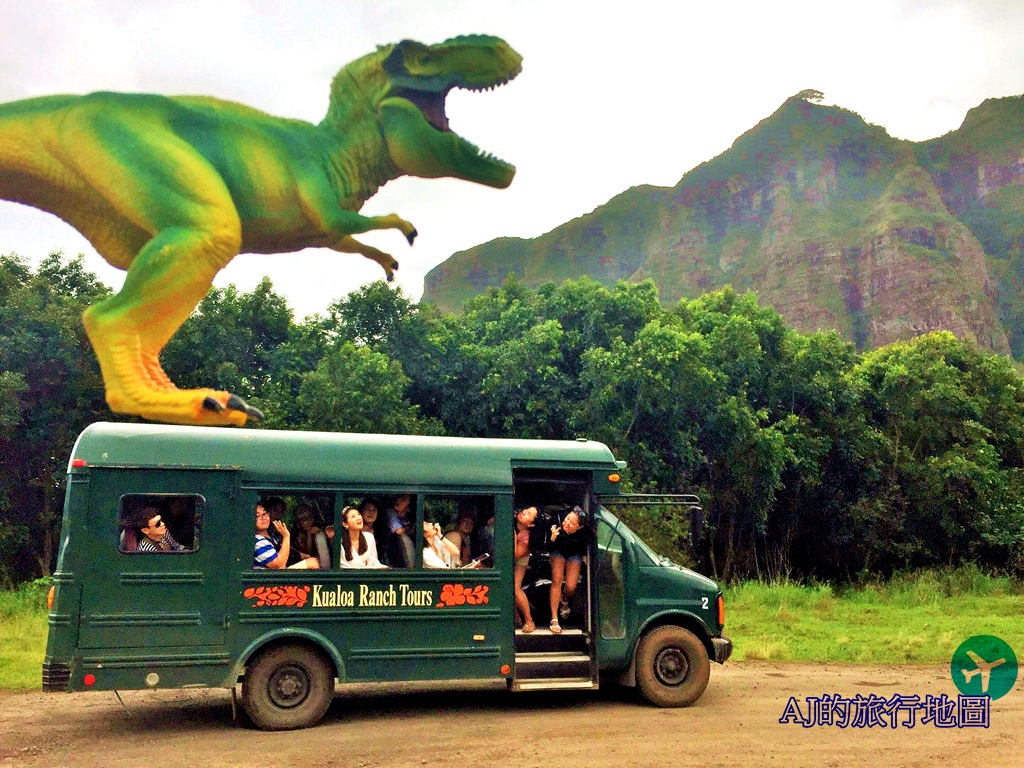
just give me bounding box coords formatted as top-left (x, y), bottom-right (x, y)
top-left (514, 652), bottom-right (592, 680)
top-left (512, 677), bottom-right (598, 692)
top-left (514, 628), bottom-right (589, 654)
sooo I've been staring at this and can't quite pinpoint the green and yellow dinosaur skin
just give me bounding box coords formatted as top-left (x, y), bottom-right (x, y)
top-left (0, 35), bottom-right (521, 426)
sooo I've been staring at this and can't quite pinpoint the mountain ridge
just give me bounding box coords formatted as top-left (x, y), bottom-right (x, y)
top-left (424, 93), bottom-right (1024, 356)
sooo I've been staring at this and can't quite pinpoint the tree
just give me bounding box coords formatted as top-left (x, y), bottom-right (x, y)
top-left (794, 89), bottom-right (825, 103)
top-left (0, 253), bottom-right (110, 581)
top-left (294, 342), bottom-right (441, 436)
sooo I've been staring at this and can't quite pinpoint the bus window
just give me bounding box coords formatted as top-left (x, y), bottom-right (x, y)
top-left (252, 493), bottom-right (335, 570)
top-left (597, 517), bottom-right (626, 639)
top-left (119, 494), bottom-right (202, 553)
top-left (422, 495), bottom-right (494, 569)
top-left (377, 494), bottom-right (417, 570)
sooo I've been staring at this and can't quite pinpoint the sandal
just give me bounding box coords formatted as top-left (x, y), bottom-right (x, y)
top-left (522, 621), bottom-right (536, 633)
top-left (549, 619), bottom-right (562, 634)
top-left (559, 600), bottom-right (571, 619)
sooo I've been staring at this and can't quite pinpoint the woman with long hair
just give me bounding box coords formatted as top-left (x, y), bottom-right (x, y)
top-left (337, 506), bottom-right (386, 569)
top-left (358, 497), bottom-right (384, 563)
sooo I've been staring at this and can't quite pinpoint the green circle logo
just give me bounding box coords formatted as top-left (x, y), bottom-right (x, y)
top-left (950, 635), bottom-right (1018, 700)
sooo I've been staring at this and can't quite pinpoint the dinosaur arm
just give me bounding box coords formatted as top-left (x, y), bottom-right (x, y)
top-left (332, 236), bottom-right (401, 281)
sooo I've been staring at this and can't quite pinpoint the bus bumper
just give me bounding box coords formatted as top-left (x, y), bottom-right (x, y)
top-left (712, 636), bottom-right (733, 664)
top-left (42, 660), bottom-right (71, 691)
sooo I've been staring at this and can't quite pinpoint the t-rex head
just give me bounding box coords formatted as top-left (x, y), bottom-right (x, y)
top-left (334, 35), bottom-right (521, 189)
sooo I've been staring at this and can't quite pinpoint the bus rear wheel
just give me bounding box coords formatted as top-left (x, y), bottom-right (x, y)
top-left (241, 644), bottom-right (334, 730)
top-left (635, 626), bottom-right (710, 707)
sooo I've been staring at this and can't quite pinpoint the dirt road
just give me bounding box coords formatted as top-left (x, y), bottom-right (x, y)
top-left (0, 663), bottom-right (1020, 768)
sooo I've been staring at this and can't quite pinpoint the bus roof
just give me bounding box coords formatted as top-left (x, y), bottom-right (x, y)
top-left (70, 422), bottom-right (621, 490)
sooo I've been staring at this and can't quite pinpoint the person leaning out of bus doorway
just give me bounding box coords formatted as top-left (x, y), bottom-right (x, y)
top-left (254, 502), bottom-right (320, 570)
top-left (337, 506), bottom-right (387, 568)
top-left (513, 506), bottom-right (539, 632)
top-left (547, 505), bottom-right (587, 634)
top-left (134, 507), bottom-right (185, 552)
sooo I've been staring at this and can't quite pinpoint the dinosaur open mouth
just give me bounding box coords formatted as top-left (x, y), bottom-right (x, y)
top-left (394, 87), bottom-right (451, 132)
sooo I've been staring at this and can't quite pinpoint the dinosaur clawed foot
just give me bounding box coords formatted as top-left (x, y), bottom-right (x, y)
top-left (104, 387), bottom-right (263, 426)
top-left (406, 228), bottom-right (417, 246)
top-left (203, 393), bottom-right (264, 422)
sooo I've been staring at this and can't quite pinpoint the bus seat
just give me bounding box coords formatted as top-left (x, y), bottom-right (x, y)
top-left (120, 526), bottom-right (139, 553)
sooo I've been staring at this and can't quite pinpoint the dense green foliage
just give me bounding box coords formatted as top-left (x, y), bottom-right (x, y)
top-left (3, 253), bottom-right (1024, 585)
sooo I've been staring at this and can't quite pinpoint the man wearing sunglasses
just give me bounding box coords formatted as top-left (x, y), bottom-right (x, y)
top-left (134, 506), bottom-right (186, 553)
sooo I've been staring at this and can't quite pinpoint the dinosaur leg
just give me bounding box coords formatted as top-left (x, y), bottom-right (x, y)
top-left (62, 112), bottom-right (259, 426)
top-left (83, 225), bottom-right (262, 426)
top-left (332, 236), bottom-right (402, 281)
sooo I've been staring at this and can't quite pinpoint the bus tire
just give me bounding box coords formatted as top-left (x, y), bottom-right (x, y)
top-left (635, 626), bottom-right (710, 707)
top-left (241, 644), bottom-right (334, 730)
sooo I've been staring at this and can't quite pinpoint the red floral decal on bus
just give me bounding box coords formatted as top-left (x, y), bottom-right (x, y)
top-left (436, 584), bottom-right (489, 607)
top-left (243, 585), bottom-right (310, 607)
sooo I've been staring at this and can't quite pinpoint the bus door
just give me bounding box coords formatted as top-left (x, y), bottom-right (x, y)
top-left (78, 468), bottom-right (238, 652)
top-left (510, 472), bottom-right (599, 691)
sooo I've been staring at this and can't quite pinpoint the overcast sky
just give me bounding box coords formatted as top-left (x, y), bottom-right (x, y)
top-left (2, 0), bottom-right (1023, 318)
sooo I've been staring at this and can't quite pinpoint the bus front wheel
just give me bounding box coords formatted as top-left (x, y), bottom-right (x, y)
top-left (635, 626), bottom-right (710, 707)
top-left (241, 644), bottom-right (334, 730)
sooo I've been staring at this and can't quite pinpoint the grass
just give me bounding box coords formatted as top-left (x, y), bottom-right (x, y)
top-left (1, 568), bottom-right (1022, 690)
top-left (0, 578), bottom-right (50, 690)
top-left (725, 567), bottom-right (1024, 663)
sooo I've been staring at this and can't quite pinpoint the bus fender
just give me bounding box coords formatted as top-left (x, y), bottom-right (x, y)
top-left (617, 610), bottom-right (714, 688)
top-left (228, 628), bottom-right (348, 687)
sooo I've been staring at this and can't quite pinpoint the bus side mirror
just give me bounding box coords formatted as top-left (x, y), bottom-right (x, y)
top-left (688, 506), bottom-right (704, 550)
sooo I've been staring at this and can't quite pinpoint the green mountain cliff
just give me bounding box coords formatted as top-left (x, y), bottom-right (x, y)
top-left (424, 94), bottom-right (1024, 356)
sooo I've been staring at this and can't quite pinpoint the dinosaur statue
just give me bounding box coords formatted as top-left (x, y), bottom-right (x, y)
top-left (0, 35), bottom-right (520, 426)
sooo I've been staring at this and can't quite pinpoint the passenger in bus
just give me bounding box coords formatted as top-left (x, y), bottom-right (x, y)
top-left (358, 497), bottom-right (386, 562)
top-left (422, 520), bottom-right (460, 568)
top-left (165, 496), bottom-right (196, 549)
top-left (472, 512), bottom-right (496, 567)
top-left (264, 496), bottom-right (287, 550)
top-left (444, 509), bottom-right (477, 567)
top-left (293, 504), bottom-right (332, 569)
top-left (383, 494), bottom-right (415, 569)
top-left (337, 506), bottom-right (387, 569)
top-left (513, 506), bottom-right (539, 632)
top-left (254, 503), bottom-right (320, 570)
top-left (134, 507), bottom-right (186, 552)
top-left (547, 506), bottom-right (589, 634)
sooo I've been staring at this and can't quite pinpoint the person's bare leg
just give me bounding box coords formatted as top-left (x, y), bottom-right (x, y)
top-left (549, 554), bottom-right (565, 622)
top-left (514, 563), bottom-right (534, 631)
top-left (562, 558), bottom-right (582, 618)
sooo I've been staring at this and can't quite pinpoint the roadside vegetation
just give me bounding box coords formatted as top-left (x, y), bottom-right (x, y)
top-left (2, 569), bottom-right (1021, 690)
top-left (0, 578), bottom-right (49, 690)
top-left (726, 567), bottom-right (1024, 663)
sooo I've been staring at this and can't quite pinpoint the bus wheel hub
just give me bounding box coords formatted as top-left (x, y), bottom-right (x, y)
top-left (654, 647), bottom-right (689, 686)
top-left (269, 664), bottom-right (309, 708)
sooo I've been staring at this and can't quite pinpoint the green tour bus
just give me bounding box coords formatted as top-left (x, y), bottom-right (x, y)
top-left (43, 422), bottom-right (731, 730)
